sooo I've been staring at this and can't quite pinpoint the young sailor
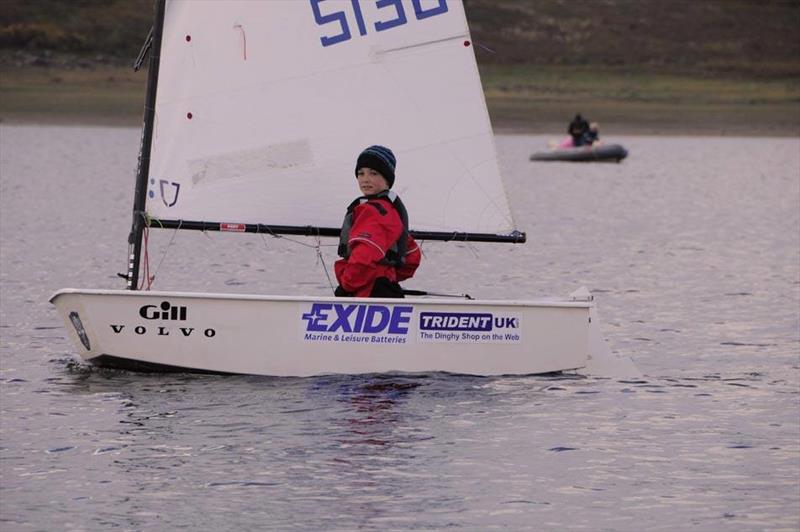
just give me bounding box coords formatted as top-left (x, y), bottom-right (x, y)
top-left (582, 122), bottom-right (601, 146)
top-left (334, 145), bottom-right (421, 298)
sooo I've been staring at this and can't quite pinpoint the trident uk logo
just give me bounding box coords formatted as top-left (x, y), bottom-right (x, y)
top-left (418, 311), bottom-right (521, 343)
top-left (419, 312), bottom-right (519, 331)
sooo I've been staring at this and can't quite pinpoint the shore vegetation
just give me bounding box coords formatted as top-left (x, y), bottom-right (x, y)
top-left (1, 0), bottom-right (798, 135)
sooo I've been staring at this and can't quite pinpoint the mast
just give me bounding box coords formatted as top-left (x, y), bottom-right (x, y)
top-left (126, 0), bottom-right (166, 290)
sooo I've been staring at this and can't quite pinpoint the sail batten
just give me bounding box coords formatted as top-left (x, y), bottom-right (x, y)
top-left (146, 0), bottom-right (519, 236)
top-left (374, 32), bottom-right (467, 55)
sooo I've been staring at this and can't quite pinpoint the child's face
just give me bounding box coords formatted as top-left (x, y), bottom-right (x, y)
top-left (356, 167), bottom-right (389, 195)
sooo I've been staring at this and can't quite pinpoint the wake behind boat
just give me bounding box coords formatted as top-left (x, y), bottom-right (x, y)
top-left (50, 0), bottom-right (637, 378)
top-left (530, 143), bottom-right (629, 163)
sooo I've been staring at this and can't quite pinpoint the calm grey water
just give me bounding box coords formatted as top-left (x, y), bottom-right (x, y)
top-left (1, 125), bottom-right (798, 531)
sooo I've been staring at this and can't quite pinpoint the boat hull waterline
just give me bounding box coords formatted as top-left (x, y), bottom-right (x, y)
top-left (51, 289), bottom-right (613, 377)
top-left (530, 144), bottom-right (629, 163)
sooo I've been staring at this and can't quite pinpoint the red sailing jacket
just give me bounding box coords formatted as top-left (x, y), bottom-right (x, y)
top-left (334, 197), bottom-right (421, 297)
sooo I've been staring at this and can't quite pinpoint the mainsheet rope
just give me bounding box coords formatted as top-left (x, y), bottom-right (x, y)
top-left (258, 228), bottom-right (337, 294)
top-left (134, 215), bottom-right (341, 292)
top-left (148, 220), bottom-right (182, 289)
top-left (134, 216), bottom-right (440, 294)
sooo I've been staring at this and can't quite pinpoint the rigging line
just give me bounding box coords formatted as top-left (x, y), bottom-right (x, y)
top-left (475, 42), bottom-right (496, 54)
top-left (139, 241), bottom-right (145, 290)
top-left (464, 240), bottom-right (480, 259)
top-left (374, 33), bottom-right (468, 56)
top-left (258, 230), bottom-right (336, 293)
top-left (139, 226), bottom-right (153, 291)
top-left (402, 289), bottom-right (473, 299)
top-left (259, 224), bottom-right (336, 249)
top-left (148, 213), bottom-right (164, 229)
top-left (314, 229), bottom-right (336, 294)
top-left (138, 227), bottom-right (146, 290)
top-left (150, 220), bottom-right (183, 286)
top-left (257, 231), bottom-right (333, 251)
top-left (133, 26), bottom-right (153, 72)
top-left (135, 212), bottom-right (157, 290)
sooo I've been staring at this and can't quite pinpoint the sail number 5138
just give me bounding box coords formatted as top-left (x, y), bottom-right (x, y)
top-left (310, 0), bottom-right (449, 47)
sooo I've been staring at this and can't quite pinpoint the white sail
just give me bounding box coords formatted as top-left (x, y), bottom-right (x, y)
top-left (146, 0), bottom-right (516, 234)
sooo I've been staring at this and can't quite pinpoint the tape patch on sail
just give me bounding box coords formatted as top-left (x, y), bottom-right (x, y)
top-left (189, 139), bottom-right (313, 186)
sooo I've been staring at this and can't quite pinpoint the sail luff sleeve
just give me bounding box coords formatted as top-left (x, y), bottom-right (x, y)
top-left (127, 0), bottom-right (166, 290)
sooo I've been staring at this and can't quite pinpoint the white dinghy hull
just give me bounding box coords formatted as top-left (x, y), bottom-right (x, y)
top-left (51, 289), bottom-right (600, 377)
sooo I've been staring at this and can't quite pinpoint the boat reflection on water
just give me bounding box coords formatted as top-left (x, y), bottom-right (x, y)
top-left (334, 378), bottom-right (423, 448)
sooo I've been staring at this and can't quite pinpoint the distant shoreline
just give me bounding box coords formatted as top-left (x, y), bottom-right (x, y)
top-left (492, 122), bottom-right (800, 138)
top-left (2, 114), bottom-right (797, 138)
top-left (2, 62), bottom-right (798, 138)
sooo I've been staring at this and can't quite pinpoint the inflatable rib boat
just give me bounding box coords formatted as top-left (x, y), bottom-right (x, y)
top-left (530, 143), bottom-right (628, 163)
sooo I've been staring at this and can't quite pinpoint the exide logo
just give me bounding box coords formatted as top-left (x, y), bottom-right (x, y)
top-left (301, 303), bottom-right (412, 334)
top-left (139, 301), bottom-right (187, 320)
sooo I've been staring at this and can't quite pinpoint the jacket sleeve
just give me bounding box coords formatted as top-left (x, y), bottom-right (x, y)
top-left (335, 202), bottom-right (401, 293)
top-left (396, 234), bottom-right (421, 281)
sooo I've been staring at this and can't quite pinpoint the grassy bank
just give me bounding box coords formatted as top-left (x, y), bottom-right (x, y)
top-left (481, 65), bottom-right (800, 136)
top-left (0, 62), bottom-right (145, 126)
top-left (2, 0), bottom-right (797, 134)
top-left (2, 62), bottom-right (798, 136)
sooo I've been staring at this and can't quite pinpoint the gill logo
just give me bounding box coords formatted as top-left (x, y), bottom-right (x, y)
top-left (139, 301), bottom-right (187, 321)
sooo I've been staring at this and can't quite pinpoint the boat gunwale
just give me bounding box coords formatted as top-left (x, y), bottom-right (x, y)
top-left (50, 288), bottom-right (593, 309)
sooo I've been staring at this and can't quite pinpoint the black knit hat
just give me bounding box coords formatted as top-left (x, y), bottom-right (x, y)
top-left (355, 145), bottom-right (396, 188)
